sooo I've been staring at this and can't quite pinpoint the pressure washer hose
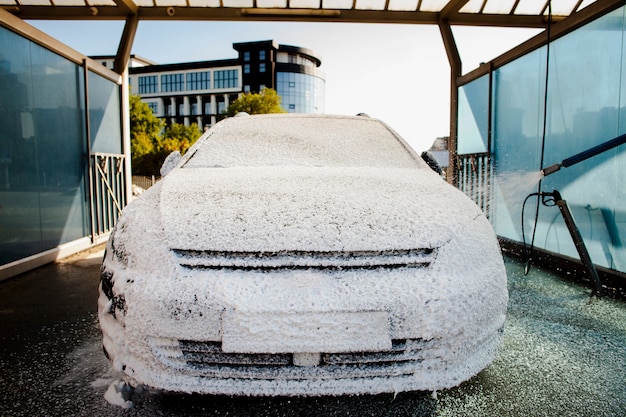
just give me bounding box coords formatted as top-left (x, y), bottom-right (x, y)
top-left (521, 192), bottom-right (554, 275)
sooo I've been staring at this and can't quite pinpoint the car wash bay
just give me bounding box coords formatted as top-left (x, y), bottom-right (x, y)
top-left (0, 248), bottom-right (624, 417)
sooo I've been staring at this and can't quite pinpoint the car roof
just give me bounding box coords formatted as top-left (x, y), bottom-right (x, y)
top-left (182, 113), bottom-right (426, 170)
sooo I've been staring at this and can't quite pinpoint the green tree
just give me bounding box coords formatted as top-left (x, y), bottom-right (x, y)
top-left (161, 123), bottom-right (201, 155)
top-left (226, 88), bottom-right (286, 116)
top-left (129, 95), bottom-right (202, 176)
top-left (129, 95), bottom-right (164, 175)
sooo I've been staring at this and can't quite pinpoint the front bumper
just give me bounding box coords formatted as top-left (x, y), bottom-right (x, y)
top-left (99, 260), bottom-right (506, 396)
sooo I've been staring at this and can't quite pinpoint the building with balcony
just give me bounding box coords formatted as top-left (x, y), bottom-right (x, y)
top-left (123, 40), bottom-right (325, 130)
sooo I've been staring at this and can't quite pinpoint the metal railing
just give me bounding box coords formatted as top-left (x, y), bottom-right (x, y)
top-left (90, 152), bottom-right (127, 242)
top-left (132, 175), bottom-right (158, 191)
top-left (457, 153), bottom-right (493, 219)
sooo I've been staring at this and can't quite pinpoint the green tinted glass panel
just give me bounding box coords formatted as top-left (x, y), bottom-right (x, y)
top-left (0, 25), bottom-right (89, 265)
top-left (89, 71), bottom-right (122, 154)
top-left (465, 6), bottom-right (626, 272)
top-left (457, 75), bottom-right (489, 155)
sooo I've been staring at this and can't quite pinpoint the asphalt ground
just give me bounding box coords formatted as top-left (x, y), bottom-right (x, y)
top-left (0, 247), bottom-right (625, 417)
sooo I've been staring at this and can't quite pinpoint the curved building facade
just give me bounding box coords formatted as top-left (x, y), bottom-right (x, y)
top-left (274, 44), bottom-right (325, 113)
top-left (128, 40), bottom-right (325, 129)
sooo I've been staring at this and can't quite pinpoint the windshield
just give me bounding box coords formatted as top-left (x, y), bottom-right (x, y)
top-left (183, 115), bottom-right (424, 169)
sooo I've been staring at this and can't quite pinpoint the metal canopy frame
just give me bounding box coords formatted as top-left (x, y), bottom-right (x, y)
top-left (0, 0), bottom-right (610, 25)
top-left (1, 0), bottom-right (624, 183)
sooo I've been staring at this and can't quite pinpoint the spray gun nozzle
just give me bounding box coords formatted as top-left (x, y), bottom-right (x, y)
top-left (541, 163), bottom-right (562, 177)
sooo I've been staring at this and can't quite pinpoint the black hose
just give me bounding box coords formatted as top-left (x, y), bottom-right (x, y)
top-left (522, 192), bottom-right (542, 275)
top-left (526, 1), bottom-right (552, 274)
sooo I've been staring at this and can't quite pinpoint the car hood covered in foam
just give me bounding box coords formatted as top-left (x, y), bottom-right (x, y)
top-left (159, 166), bottom-right (482, 253)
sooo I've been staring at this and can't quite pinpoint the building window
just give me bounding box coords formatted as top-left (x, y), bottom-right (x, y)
top-left (161, 73), bottom-right (184, 92)
top-left (147, 102), bottom-right (158, 114)
top-left (179, 103), bottom-right (185, 116)
top-left (138, 75), bottom-right (158, 94)
top-left (259, 50), bottom-right (266, 60)
top-left (165, 104), bottom-right (173, 116)
top-left (244, 85), bottom-right (251, 93)
top-left (244, 64), bottom-right (250, 74)
top-left (244, 51), bottom-right (250, 62)
top-left (277, 71), bottom-right (326, 114)
top-left (214, 69), bottom-right (238, 89)
top-left (205, 101), bottom-right (212, 114)
top-left (259, 63), bottom-right (266, 73)
top-left (217, 101), bottom-right (226, 114)
top-left (187, 71), bottom-right (210, 90)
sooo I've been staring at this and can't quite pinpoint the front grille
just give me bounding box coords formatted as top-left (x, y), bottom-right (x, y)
top-left (149, 338), bottom-right (441, 380)
top-left (181, 341), bottom-right (291, 366)
top-left (172, 248), bottom-right (437, 271)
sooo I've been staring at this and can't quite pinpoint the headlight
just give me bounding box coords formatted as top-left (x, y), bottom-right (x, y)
top-left (100, 231), bottom-right (128, 319)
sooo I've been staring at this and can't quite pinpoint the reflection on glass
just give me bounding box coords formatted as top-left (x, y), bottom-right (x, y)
top-left (89, 71), bottom-right (122, 154)
top-left (458, 6), bottom-right (626, 272)
top-left (276, 72), bottom-right (325, 113)
top-left (0, 26), bottom-right (90, 264)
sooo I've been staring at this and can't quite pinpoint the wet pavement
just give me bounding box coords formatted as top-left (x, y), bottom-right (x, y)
top-left (1, 247), bottom-right (625, 417)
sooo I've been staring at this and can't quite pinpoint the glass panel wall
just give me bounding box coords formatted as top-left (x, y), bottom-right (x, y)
top-left (536, 7), bottom-right (626, 271)
top-left (0, 27), bottom-right (41, 263)
top-left (457, 5), bottom-right (626, 272)
top-left (0, 26), bottom-right (88, 264)
top-left (457, 74), bottom-right (490, 155)
top-left (490, 47), bottom-right (547, 242)
top-left (89, 71), bottom-right (122, 154)
top-left (0, 23), bottom-right (124, 267)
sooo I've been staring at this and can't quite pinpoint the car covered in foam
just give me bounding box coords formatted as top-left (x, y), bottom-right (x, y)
top-left (98, 113), bottom-right (508, 396)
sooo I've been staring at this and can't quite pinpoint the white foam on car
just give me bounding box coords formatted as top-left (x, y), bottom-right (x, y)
top-left (98, 114), bottom-right (508, 398)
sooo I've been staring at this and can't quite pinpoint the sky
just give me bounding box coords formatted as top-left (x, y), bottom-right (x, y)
top-left (29, 19), bottom-right (540, 152)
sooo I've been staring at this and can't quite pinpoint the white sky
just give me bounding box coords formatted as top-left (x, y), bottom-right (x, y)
top-left (29, 19), bottom-right (540, 152)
